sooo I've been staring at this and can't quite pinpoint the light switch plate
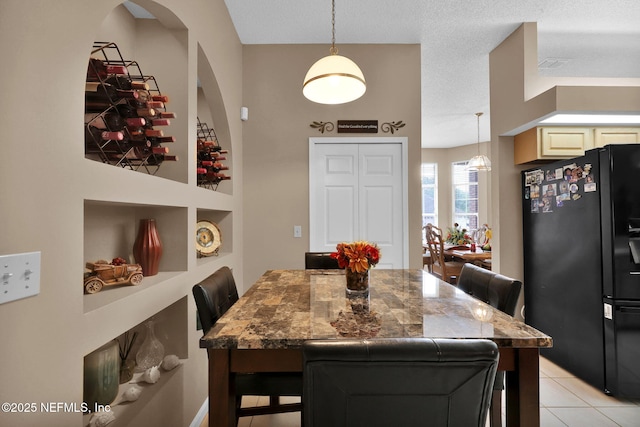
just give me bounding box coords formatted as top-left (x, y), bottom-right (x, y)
top-left (294, 225), bottom-right (302, 238)
top-left (0, 251), bottom-right (41, 304)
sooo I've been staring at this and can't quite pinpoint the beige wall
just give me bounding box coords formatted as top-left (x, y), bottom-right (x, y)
top-left (242, 44), bottom-right (423, 285)
top-left (0, 1), bottom-right (243, 425)
top-left (422, 143), bottom-right (492, 231)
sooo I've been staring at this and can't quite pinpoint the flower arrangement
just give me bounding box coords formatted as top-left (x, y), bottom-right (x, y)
top-left (331, 241), bottom-right (381, 273)
top-left (445, 223), bottom-right (472, 245)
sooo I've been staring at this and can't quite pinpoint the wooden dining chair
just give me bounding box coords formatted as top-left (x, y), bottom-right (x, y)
top-left (192, 267), bottom-right (303, 424)
top-left (422, 225), bottom-right (433, 272)
top-left (425, 223), bottom-right (465, 284)
top-left (303, 338), bottom-right (499, 427)
top-left (457, 263), bottom-right (523, 427)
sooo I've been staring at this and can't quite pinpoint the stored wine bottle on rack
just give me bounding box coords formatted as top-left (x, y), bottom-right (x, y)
top-left (85, 83), bottom-right (139, 111)
top-left (85, 126), bottom-right (124, 142)
top-left (146, 154), bottom-right (178, 165)
top-left (108, 146), bottom-right (170, 161)
top-left (87, 58), bottom-right (128, 81)
top-left (85, 113), bottom-right (146, 131)
top-left (116, 104), bottom-right (157, 120)
top-left (206, 172), bottom-right (231, 181)
top-left (104, 75), bottom-right (149, 91)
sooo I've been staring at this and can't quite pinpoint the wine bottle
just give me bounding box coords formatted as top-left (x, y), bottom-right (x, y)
top-left (144, 129), bottom-right (164, 138)
top-left (206, 172), bottom-right (231, 181)
top-left (157, 112), bottom-right (176, 119)
top-left (116, 104), bottom-right (157, 119)
top-left (151, 94), bottom-right (169, 103)
top-left (87, 58), bottom-right (128, 81)
top-left (108, 146), bottom-right (169, 161)
top-left (200, 161), bottom-right (228, 171)
top-left (104, 75), bottom-right (149, 91)
top-left (150, 146), bottom-right (169, 154)
top-left (151, 119), bottom-right (170, 126)
top-left (143, 153), bottom-right (178, 166)
top-left (199, 152), bottom-right (226, 162)
top-left (85, 125), bottom-right (124, 143)
top-left (85, 113), bottom-right (145, 131)
top-left (85, 83), bottom-right (139, 112)
top-left (155, 136), bottom-right (175, 143)
top-left (132, 90), bottom-right (168, 109)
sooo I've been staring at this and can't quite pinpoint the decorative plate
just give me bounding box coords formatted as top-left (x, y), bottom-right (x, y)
top-left (196, 220), bottom-right (221, 257)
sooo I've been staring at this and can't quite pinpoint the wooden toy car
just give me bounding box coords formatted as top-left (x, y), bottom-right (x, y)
top-left (84, 260), bottom-right (144, 294)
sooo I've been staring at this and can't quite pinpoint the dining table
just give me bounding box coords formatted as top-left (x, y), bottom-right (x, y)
top-left (423, 244), bottom-right (492, 272)
top-left (200, 269), bottom-right (552, 427)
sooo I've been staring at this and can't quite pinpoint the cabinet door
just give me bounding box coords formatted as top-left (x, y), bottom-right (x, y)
top-left (541, 127), bottom-right (593, 158)
top-left (594, 128), bottom-right (640, 147)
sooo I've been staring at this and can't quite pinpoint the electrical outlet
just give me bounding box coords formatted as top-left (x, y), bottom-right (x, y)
top-left (0, 251), bottom-right (41, 304)
top-left (294, 225), bottom-right (302, 238)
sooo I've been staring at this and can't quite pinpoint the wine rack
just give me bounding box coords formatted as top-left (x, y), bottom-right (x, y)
top-left (196, 117), bottom-right (230, 190)
top-left (85, 41), bottom-right (177, 175)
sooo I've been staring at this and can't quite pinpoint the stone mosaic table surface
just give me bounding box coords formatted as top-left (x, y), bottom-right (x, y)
top-left (201, 269), bottom-right (552, 350)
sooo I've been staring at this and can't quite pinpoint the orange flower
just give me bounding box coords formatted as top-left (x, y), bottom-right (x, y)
top-left (331, 241), bottom-right (381, 273)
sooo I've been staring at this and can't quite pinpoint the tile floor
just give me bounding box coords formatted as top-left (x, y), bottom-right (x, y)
top-left (201, 356), bottom-right (640, 427)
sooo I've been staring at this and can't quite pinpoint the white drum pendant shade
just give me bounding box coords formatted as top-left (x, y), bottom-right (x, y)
top-left (303, 54), bottom-right (366, 104)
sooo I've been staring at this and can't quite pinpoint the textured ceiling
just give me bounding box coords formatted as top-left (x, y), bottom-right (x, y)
top-left (224, 0), bottom-right (640, 148)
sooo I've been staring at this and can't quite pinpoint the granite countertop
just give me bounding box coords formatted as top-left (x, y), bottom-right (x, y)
top-left (201, 269), bottom-right (552, 350)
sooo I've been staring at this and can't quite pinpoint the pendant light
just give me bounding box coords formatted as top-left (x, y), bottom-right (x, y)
top-left (303, 0), bottom-right (366, 104)
top-left (466, 112), bottom-right (492, 171)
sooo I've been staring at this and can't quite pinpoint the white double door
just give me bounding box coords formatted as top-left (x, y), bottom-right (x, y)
top-left (309, 137), bottom-right (407, 269)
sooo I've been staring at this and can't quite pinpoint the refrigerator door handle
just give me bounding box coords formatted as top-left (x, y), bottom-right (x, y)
top-left (629, 240), bottom-right (640, 264)
top-left (619, 306), bottom-right (640, 314)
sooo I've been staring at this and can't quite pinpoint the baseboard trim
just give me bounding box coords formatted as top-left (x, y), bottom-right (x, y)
top-left (190, 398), bottom-right (208, 427)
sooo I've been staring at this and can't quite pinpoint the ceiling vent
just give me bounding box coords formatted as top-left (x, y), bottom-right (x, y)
top-left (538, 58), bottom-right (570, 69)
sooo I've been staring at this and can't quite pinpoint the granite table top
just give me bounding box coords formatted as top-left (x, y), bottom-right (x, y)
top-left (200, 269), bottom-right (553, 350)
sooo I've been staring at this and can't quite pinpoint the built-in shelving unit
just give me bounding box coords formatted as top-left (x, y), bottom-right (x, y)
top-left (79, 4), bottom-right (237, 426)
top-left (82, 297), bottom-right (189, 427)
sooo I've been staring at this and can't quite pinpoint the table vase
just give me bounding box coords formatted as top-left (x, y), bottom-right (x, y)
top-left (345, 268), bottom-right (370, 297)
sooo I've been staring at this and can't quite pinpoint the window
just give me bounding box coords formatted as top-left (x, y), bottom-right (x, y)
top-left (421, 163), bottom-right (437, 227)
top-left (452, 161), bottom-right (478, 230)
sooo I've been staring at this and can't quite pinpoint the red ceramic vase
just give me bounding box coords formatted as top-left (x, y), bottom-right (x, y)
top-left (133, 219), bottom-right (163, 276)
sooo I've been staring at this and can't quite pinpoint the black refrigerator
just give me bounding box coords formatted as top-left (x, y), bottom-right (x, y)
top-left (522, 144), bottom-right (640, 397)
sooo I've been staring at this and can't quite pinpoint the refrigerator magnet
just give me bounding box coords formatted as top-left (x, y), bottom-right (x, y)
top-left (570, 183), bottom-right (579, 193)
top-left (545, 183), bottom-right (557, 197)
top-left (530, 185), bottom-right (540, 198)
top-left (559, 181), bottom-right (569, 195)
top-left (585, 182), bottom-right (597, 192)
top-left (531, 199), bottom-right (539, 213)
top-left (541, 197), bottom-right (553, 212)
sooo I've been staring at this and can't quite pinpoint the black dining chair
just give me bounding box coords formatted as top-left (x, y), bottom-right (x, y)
top-left (303, 338), bottom-right (499, 427)
top-left (457, 262), bottom-right (522, 427)
top-left (304, 251), bottom-right (340, 269)
top-left (192, 266), bottom-right (303, 424)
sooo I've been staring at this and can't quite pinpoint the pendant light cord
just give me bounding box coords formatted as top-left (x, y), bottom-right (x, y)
top-left (476, 112), bottom-right (483, 155)
top-left (330, 0), bottom-right (338, 55)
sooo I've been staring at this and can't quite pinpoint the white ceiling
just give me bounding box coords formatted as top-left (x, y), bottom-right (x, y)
top-left (223, 0), bottom-right (640, 148)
